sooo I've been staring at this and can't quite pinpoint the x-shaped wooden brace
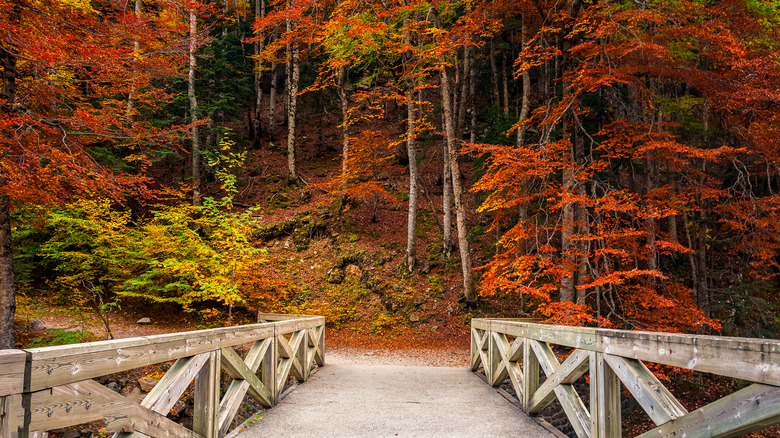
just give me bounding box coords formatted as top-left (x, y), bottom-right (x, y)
top-left (528, 341), bottom-right (591, 438)
top-left (218, 339), bottom-right (275, 436)
top-left (490, 332), bottom-right (525, 397)
top-left (470, 328), bottom-right (489, 373)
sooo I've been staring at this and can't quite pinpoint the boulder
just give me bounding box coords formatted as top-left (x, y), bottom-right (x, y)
top-left (345, 264), bottom-right (362, 278)
top-left (137, 317), bottom-right (152, 325)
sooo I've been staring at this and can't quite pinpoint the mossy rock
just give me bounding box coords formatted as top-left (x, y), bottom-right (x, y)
top-left (257, 213), bottom-right (329, 251)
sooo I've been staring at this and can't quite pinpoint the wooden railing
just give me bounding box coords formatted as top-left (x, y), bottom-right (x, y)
top-left (0, 313), bottom-right (325, 437)
top-left (471, 318), bottom-right (780, 438)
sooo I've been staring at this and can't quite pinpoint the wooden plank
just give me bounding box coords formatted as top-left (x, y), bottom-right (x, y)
top-left (591, 352), bottom-right (621, 438)
top-left (193, 350), bottom-right (220, 438)
top-left (603, 354), bottom-right (686, 425)
top-left (261, 338), bottom-right (276, 405)
top-left (0, 394), bottom-right (20, 437)
top-left (471, 318), bottom-right (491, 331)
top-left (22, 316), bottom-right (322, 392)
top-left (597, 329), bottom-right (780, 386)
top-left (145, 353), bottom-right (209, 414)
top-left (0, 350), bottom-right (26, 396)
top-left (636, 384), bottom-right (780, 438)
top-left (220, 347), bottom-right (273, 407)
top-left (523, 337), bottom-right (539, 412)
top-left (526, 323), bottom-right (598, 351)
top-left (218, 380), bottom-right (251, 436)
top-left (489, 320), bottom-right (529, 338)
top-left (528, 349), bottom-right (589, 414)
top-left (23, 323), bottom-right (274, 391)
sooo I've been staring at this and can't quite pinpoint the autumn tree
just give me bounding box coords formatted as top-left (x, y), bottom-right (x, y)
top-left (0, 0), bottom-right (186, 347)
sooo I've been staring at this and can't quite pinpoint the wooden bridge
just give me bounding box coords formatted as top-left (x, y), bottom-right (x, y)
top-left (0, 314), bottom-right (778, 437)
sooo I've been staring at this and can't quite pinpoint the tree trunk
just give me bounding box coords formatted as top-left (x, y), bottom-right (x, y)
top-left (268, 62), bottom-right (277, 139)
top-left (338, 66), bottom-right (350, 181)
top-left (253, 0), bottom-right (265, 145)
top-left (285, 6), bottom-right (299, 183)
top-left (0, 195), bottom-right (14, 349)
top-left (442, 111), bottom-right (453, 260)
top-left (560, 165), bottom-right (576, 303)
top-left (468, 43), bottom-right (476, 143)
top-left (502, 51), bottom-right (509, 115)
top-left (405, 89), bottom-right (418, 273)
top-left (489, 40), bottom-right (500, 109)
top-left (456, 46), bottom-right (469, 141)
top-left (441, 63), bottom-right (475, 303)
top-left (517, 17), bottom-right (530, 147)
top-left (0, 38), bottom-right (17, 349)
top-left (188, 7), bottom-right (201, 206)
top-left (127, 0), bottom-right (142, 123)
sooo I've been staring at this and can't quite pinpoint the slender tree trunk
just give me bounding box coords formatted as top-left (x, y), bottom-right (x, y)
top-left (502, 51), bottom-right (509, 115)
top-left (456, 46), bottom-right (469, 141)
top-left (0, 195), bottom-right (14, 349)
top-left (441, 63), bottom-right (475, 303)
top-left (188, 7), bottom-right (201, 206)
top-left (489, 40), bottom-right (500, 108)
top-left (0, 40), bottom-right (17, 349)
top-left (406, 89), bottom-right (418, 272)
top-left (253, 0), bottom-right (265, 145)
top-left (268, 62), bottom-right (277, 139)
top-left (560, 166), bottom-right (576, 303)
top-left (338, 66), bottom-right (350, 182)
top-left (442, 111), bottom-right (453, 260)
top-left (468, 44), bottom-right (476, 143)
top-left (127, 0), bottom-right (142, 122)
top-left (517, 18), bottom-right (530, 147)
top-left (285, 5), bottom-right (299, 182)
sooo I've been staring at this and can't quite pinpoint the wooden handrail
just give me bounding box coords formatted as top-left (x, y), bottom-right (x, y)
top-left (471, 318), bottom-right (780, 438)
top-left (0, 314), bottom-right (325, 437)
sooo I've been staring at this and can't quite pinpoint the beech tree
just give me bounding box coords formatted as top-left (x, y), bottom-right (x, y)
top-left (0, 0), bottom-right (185, 347)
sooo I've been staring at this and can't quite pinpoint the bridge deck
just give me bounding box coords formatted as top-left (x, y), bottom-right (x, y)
top-left (243, 354), bottom-right (557, 438)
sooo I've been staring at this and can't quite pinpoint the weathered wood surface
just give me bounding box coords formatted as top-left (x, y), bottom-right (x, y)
top-left (0, 313), bottom-right (325, 438)
top-left (472, 318), bottom-right (780, 438)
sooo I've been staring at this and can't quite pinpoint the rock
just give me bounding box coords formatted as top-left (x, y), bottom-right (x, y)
top-left (327, 269), bottom-right (345, 284)
top-left (413, 297), bottom-right (426, 307)
top-left (345, 264), bottom-right (362, 278)
top-left (137, 317), bottom-right (152, 325)
top-left (169, 400), bottom-right (186, 418)
top-left (409, 313), bottom-right (421, 323)
top-left (28, 318), bottom-right (45, 331)
top-left (138, 374), bottom-right (161, 392)
top-left (106, 381), bottom-right (120, 393)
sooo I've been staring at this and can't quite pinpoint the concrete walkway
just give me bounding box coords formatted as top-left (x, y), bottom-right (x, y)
top-left (242, 354), bottom-right (557, 438)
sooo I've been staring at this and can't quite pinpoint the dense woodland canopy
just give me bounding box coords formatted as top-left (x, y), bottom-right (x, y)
top-left (2, 0), bottom-right (780, 348)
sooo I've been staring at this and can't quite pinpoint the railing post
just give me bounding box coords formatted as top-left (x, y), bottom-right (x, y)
top-left (298, 329), bottom-right (309, 382)
top-left (591, 351), bottom-right (621, 438)
top-left (522, 338), bottom-right (539, 412)
top-left (262, 334), bottom-right (277, 406)
top-left (193, 349), bottom-right (221, 438)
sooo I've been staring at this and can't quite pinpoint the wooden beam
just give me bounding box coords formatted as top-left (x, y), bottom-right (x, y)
top-left (526, 324), bottom-right (598, 351)
top-left (193, 350), bottom-right (220, 438)
top-left (598, 329), bottom-right (780, 386)
top-left (0, 350), bottom-right (26, 396)
top-left (528, 349), bottom-right (589, 414)
top-left (603, 355), bottom-right (686, 425)
top-left (470, 328), bottom-right (483, 371)
top-left (636, 384), bottom-right (780, 438)
top-left (591, 352), bottom-right (621, 438)
top-left (21, 316), bottom-right (323, 392)
top-left (522, 337), bottom-right (539, 412)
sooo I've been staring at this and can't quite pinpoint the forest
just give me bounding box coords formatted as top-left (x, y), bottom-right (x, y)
top-left (1, 0), bottom-right (780, 354)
